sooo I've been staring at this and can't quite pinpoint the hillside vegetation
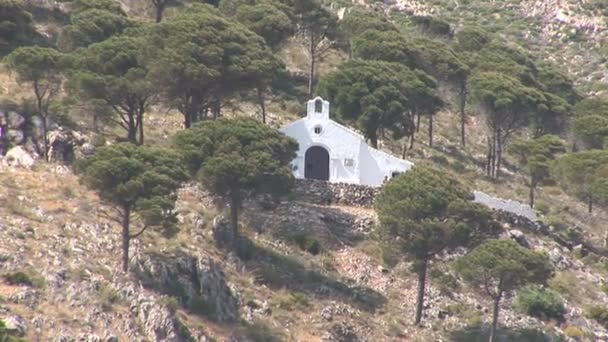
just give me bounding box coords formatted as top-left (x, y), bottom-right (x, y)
top-left (1, 0), bottom-right (608, 341)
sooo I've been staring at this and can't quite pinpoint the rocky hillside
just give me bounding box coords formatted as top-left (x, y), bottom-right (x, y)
top-left (2, 161), bottom-right (608, 341)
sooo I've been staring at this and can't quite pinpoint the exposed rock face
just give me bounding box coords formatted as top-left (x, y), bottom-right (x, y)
top-left (0, 104), bottom-right (94, 162)
top-left (130, 295), bottom-right (185, 342)
top-left (133, 251), bottom-right (239, 323)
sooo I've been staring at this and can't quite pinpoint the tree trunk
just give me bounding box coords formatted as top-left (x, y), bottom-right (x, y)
top-left (137, 110), bottom-right (144, 145)
top-left (416, 112), bottom-right (421, 133)
top-left (414, 259), bottom-right (428, 325)
top-left (155, 3), bottom-right (165, 23)
top-left (489, 292), bottom-right (502, 342)
top-left (409, 132), bottom-right (415, 150)
top-left (257, 87), bottom-right (267, 124)
top-left (401, 140), bottom-right (407, 159)
top-left (121, 206), bottom-right (131, 273)
top-left (34, 83), bottom-right (48, 160)
top-left (230, 195), bottom-right (239, 251)
top-left (495, 135), bottom-right (503, 180)
top-left (428, 113), bottom-right (433, 147)
top-left (459, 82), bottom-right (467, 147)
top-left (529, 181), bottom-right (535, 208)
top-left (589, 195), bottom-right (593, 214)
top-left (40, 114), bottom-right (48, 162)
top-left (183, 111), bottom-right (192, 129)
top-left (486, 135), bottom-right (493, 177)
top-left (308, 35), bottom-right (316, 97)
top-left (127, 112), bottom-right (137, 144)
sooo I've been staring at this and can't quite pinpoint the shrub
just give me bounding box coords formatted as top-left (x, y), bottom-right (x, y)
top-left (534, 200), bottom-right (550, 215)
top-left (187, 295), bottom-right (215, 317)
top-left (158, 296), bottom-right (179, 314)
top-left (291, 233), bottom-right (322, 255)
top-left (513, 286), bottom-right (565, 320)
top-left (563, 326), bottom-right (584, 340)
top-left (271, 291), bottom-right (310, 311)
top-left (3, 271), bottom-right (45, 288)
top-left (585, 306), bottom-right (608, 328)
top-left (430, 268), bottom-right (460, 295)
top-left (97, 283), bottom-right (121, 312)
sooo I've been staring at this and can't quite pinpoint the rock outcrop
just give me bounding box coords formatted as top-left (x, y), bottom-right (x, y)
top-left (133, 251), bottom-right (239, 323)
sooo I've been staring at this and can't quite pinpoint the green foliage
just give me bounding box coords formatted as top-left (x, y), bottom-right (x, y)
top-left (552, 149), bottom-right (608, 213)
top-left (74, 143), bottom-right (187, 227)
top-left (318, 60), bottom-right (440, 148)
top-left (271, 291), bottom-right (310, 311)
top-left (57, 8), bottom-right (134, 51)
top-left (173, 118), bottom-right (297, 244)
top-left (291, 0), bottom-right (337, 95)
top-left (563, 326), bottom-right (584, 340)
top-left (513, 286), bottom-right (565, 320)
top-left (455, 239), bottom-right (553, 298)
top-left (455, 239), bottom-right (553, 340)
top-left (508, 135), bottom-right (565, 206)
top-left (4, 46), bottom-right (64, 87)
top-left (572, 97), bottom-right (608, 149)
top-left (585, 306), bottom-right (608, 328)
top-left (231, 0), bottom-right (293, 50)
top-left (187, 295), bottom-right (215, 317)
top-left (430, 268), bottom-right (460, 295)
top-left (0, 0), bottom-right (36, 56)
top-left (64, 0), bottom-right (125, 15)
top-left (146, 4), bottom-right (280, 127)
top-left (572, 115), bottom-right (608, 149)
top-left (338, 7), bottom-right (397, 51)
top-left (69, 34), bottom-right (153, 144)
top-left (410, 15), bottom-right (452, 37)
top-left (3, 270), bottom-right (45, 288)
top-left (3, 271), bottom-right (33, 286)
top-left (0, 319), bottom-right (25, 342)
top-left (376, 165), bottom-right (497, 323)
top-left (74, 143), bottom-right (187, 270)
top-left (375, 166), bottom-right (498, 260)
top-left (97, 283), bottom-right (121, 311)
top-left (4, 46), bottom-right (66, 159)
top-left (455, 26), bottom-right (491, 52)
top-left (291, 232), bottom-right (322, 255)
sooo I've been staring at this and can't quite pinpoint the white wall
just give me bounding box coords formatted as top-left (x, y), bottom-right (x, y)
top-left (280, 97), bottom-right (414, 187)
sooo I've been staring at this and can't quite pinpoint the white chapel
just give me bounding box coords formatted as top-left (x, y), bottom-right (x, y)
top-left (280, 97), bottom-right (413, 187)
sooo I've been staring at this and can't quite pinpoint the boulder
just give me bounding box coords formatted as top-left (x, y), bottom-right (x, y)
top-left (3, 146), bottom-right (37, 168)
top-left (48, 129), bottom-right (75, 164)
top-left (508, 229), bottom-right (530, 248)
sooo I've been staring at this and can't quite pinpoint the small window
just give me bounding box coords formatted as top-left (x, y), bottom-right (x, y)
top-left (391, 171), bottom-right (401, 178)
top-left (315, 99), bottom-right (323, 113)
top-left (344, 158), bottom-right (354, 167)
top-left (314, 125), bottom-right (323, 135)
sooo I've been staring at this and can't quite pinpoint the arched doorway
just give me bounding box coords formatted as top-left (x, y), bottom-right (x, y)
top-left (305, 146), bottom-right (329, 181)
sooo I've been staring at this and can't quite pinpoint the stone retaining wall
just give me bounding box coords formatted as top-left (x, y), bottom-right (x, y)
top-left (294, 179), bottom-right (378, 208)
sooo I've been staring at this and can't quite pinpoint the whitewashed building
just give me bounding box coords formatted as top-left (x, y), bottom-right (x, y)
top-left (280, 97), bottom-right (413, 187)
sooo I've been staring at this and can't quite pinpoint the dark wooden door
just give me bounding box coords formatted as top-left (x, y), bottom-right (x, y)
top-left (305, 146), bottom-right (329, 180)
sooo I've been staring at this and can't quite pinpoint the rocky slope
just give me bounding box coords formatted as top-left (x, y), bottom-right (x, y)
top-left (2, 161), bottom-right (608, 341)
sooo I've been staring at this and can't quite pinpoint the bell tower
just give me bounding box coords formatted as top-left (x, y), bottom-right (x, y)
top-left (306, 97), bottom-right (330, 120)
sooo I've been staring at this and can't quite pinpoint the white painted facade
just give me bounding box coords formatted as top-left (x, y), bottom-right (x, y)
top-left (280, 97), bottom-right (414, 187)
